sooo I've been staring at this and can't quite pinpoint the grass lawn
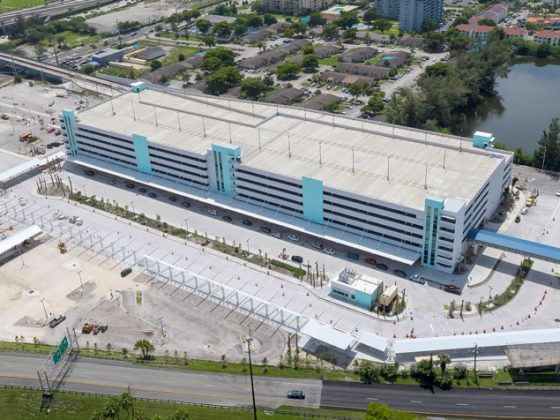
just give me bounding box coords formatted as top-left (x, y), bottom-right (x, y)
top-left (0, 387), bottom-right (364, 420)
top-left (318, 55), bottom-right (340, 67)
top-left (163, 46), bottom-right (201, 65)
top-left (365, 52), bottom-right (385, 65)
top-left (0, 0), bottom-right (45, 14)
top-left (40, 31), bottom-right (102, 48)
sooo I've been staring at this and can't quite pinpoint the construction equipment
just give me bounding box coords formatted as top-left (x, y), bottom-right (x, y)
top-left (19, 132), bottom-right (32, 142)
top-left (57, 242), bottom-right (67, 254)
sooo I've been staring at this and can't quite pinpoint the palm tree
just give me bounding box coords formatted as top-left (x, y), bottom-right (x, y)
top-left (134, 339), bottom-right (155, 360)
top-left (438, 353), bottom-right (451, 374)
top-left (119, 392), bottom-right (135, 418)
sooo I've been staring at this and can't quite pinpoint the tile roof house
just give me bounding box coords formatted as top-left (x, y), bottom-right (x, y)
top-left (534, 30), bottom-right (560, 46)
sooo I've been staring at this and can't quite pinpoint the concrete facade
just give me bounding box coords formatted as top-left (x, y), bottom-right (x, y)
top-left (60, 88), bottom-right (513, 273)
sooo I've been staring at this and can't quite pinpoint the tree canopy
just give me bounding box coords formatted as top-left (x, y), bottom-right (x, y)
top-left (206, 66), bottom-right (241, 95)
top-left (276, 62), bottom-right (301, 80)
top-left (201, 47), bottom-right (236, 72)
top-left (534, 118), bottom-right (560, 171)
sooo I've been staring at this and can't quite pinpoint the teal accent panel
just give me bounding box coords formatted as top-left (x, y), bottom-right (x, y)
top-left (421, 197), bottom-right (444, 268)
top-left (130, 81), bottom-right (146, 93)
top-left (132, 133), bottom-right (152, 174)
top-left (302, 176), bottom-right (324, 224)
top-left (472, 131), bottom-right (494, 149)
top-left (62, 109), bottom-right (78, 157)
top-left (211, 143), bottom-right (241, 197)
top-left (354, 289), bottom-right (375, 309)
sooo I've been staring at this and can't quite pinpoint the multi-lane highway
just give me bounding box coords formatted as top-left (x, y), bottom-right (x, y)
top-left (321, 380), bottom-right (560, 419)
top-left (0, 353), bottom-right (322, 408)
top-left (1, 353), bottom-right (560, 418)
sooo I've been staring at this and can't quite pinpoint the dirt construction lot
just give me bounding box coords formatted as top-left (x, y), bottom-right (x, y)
top-left (0, 234), bottom-right (286, 362)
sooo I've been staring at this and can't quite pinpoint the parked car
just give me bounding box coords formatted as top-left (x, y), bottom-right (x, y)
top-left (288, 234), bottom-right (300, 242)
top-left (120, 267), bottom-right (132, 277)
top-left (148, 192), bottom-right (157, 198)
top-left (291, 255), bottom-right (303, 263)
top-left (393, 269), bottom-right (407, 278)
top-left (409, 274), bottom-right (426, 284)
top-left (443, 284), bottom-right (461, 295)
top-left (347, 252), bottom-right (359, 260)
top-left (49, 315), bottom-right (66, 328)
top-left (85, 170), bottom-right (95, 176)
top-left (287, 390), bottom-right (305, 399)
top-left (138, 188), bottom-right (147, 194)
top-left (272, 231), bottom-right (282, 238)
top-left (208, 209), bottom-right (218, 216)
top-left (180, 201), bottom-right (191, 208)
top-left (364, 257), bottom-right (376, 266)
top-left (223, 215), bottom-right (233, 222)
top-left (311, 242), bottom-right (324, 250)
top-left (125, 183), bottom-right (134, 189)
top-left (260, 226), bottom-right (272, 234)
top-left (168, 196), bottom-right (177, 202)
top-left (242, 219), bottom-right (253, 226)
top-left (324, 247), bottom-right (335, 255)
top-left (520, 207), bottom-right (528, 215)
top-left (376, 263), bottom-right (388, 271)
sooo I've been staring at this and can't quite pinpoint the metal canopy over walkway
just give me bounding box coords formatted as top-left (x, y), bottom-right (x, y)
top-left (468, 229), bottom-right (560, 263)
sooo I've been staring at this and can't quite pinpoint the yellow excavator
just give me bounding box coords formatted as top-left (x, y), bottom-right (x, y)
top-left (57, 242), bottom-right (67, 254)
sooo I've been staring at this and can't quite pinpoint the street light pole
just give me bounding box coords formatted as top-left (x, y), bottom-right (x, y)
top-left (246, 239), bottom-right (250, 254)
top-left (473, 343), bottom-right (478, 383)
top-left (246, 334), bottom-right (257, 420)
top-left (40, 298), bottom-right (48, 321)
top-left (77, 270), bottom-right (84, 292)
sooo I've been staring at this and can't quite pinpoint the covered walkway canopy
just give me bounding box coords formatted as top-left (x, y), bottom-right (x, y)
top-left (300, 319), bottom-right (355, 351)
top-left (468, 229), bottom-right (560, 264)
top-left (0, 151), bottom-right (65, 186)
top-left (394, 328), bottom-right (560, 357)
top-left (0, 225), bottom-right (42, 255)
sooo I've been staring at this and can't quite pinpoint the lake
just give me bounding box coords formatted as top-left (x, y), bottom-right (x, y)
top-left (464, 57), bottom-right (560, 153)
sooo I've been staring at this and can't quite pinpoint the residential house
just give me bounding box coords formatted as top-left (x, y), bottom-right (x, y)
top-left (142, 63), bottom-right (189, 84)
top-left (314, 43), bottom-right (344, 58)
top-left (263, 0), bottom-right (334, 15)
top-left (303, 93), bottom-right (342, 110)
top-left (340, 47), bottom-right (378, 63)
top-left (503, 27), bottom-right (528, 40)
top-left (238, 50), bottom-right (288, 69)
top-left (469, 3), bottom-right (508, 25)
top-left (376, 50), bottom-right (410, 68)
top-left (336, 62), bottom-right (393, 79)
top-left (319, 71), bottom-right (375, 87)
top-left (265, 88), bottom-right (304, 105)
top-left (534, 30), bottom-right (560, 46)
top-left (241, 29), bottom-right (273, 44)
top-left (456, 24), bottom-right (495, 40)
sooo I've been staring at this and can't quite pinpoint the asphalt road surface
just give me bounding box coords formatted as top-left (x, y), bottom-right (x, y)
top-left (321, 380), bottom-right (560, 419)
top-left (0, 353), bottom-right (322, 408)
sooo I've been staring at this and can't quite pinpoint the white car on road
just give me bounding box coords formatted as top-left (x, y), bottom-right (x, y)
top-left (288, 234), bottom-right (299, 242)
top-left (324, 247), bottom-right (335, 256)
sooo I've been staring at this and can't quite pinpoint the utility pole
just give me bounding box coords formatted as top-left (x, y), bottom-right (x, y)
top-left (40, 298), bottom-right (48, 321)
top-left (473, 343), bottom-right (478, 383)
top-left (245, 334), bottom-right (258, 420)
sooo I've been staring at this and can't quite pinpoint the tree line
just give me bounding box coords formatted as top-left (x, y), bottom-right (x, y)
top-left (385, 36), bottom-right (513, 133)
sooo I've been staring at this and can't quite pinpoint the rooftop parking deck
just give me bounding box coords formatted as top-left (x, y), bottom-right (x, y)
top-left (77, 90), bottom-right (507, 210)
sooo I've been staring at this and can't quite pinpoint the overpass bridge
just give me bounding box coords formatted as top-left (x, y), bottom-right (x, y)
top-left (0, 53), bottom-right (127, 96)
top-left (468, 229), bottom-right (560, 264)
